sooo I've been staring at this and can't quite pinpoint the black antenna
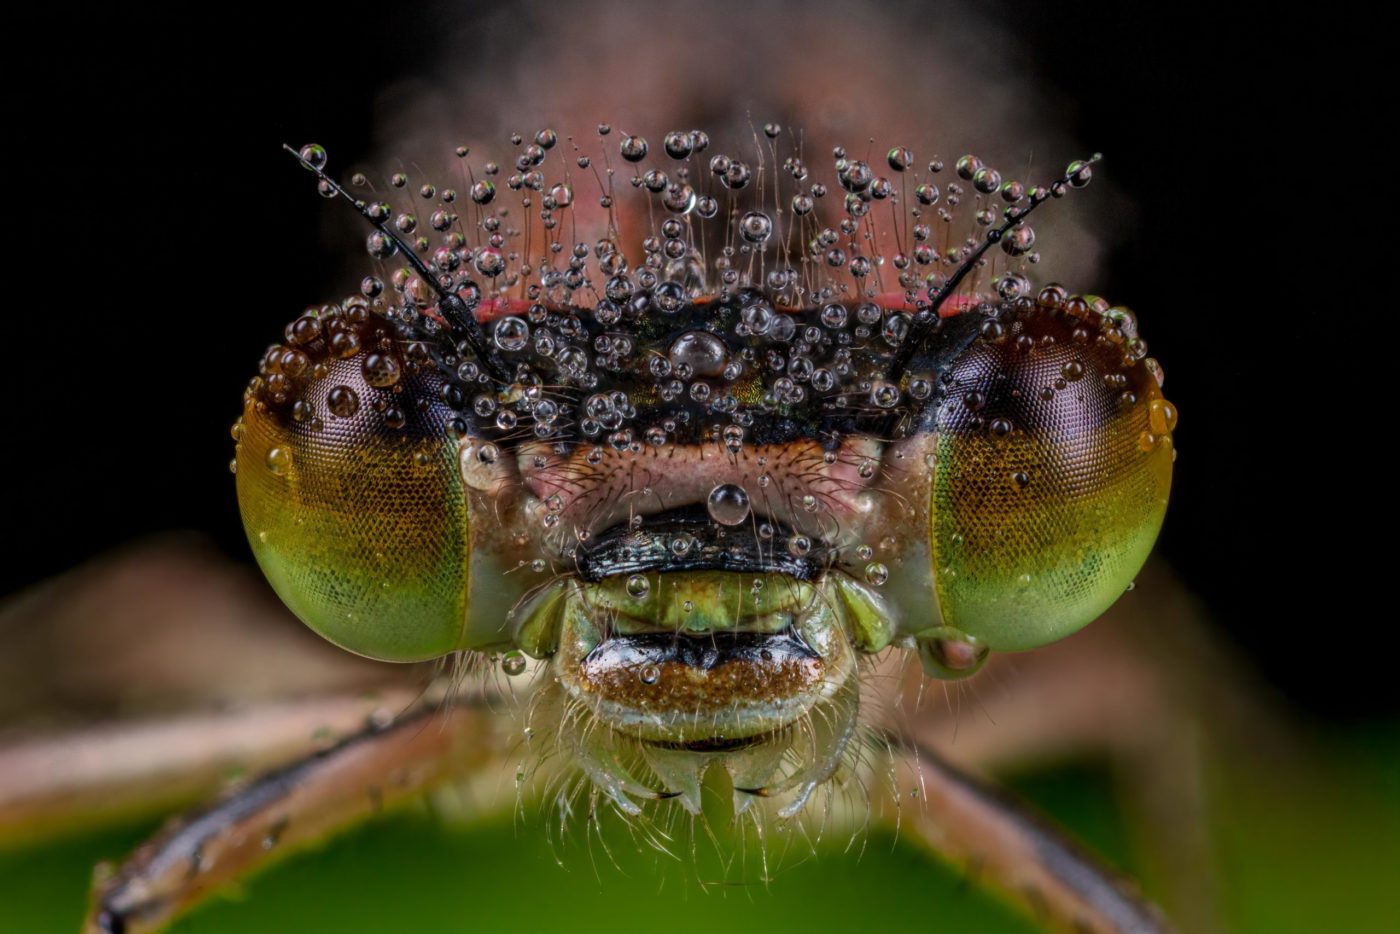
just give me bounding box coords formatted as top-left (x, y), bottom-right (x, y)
top-left (885, 153), bottom-right (1102, 379)
top-left (282, 144), bottom-right (509, 384)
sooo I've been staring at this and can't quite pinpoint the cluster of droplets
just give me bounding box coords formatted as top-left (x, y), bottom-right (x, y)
top-left (261, 132), bottom-right (1107, 592)
top-left (232, 293), bottom-right (458, 467)
top-left (297, 126), bottom-right (1069, 319)
top-left (294, 133), bottom-right (1081, 409)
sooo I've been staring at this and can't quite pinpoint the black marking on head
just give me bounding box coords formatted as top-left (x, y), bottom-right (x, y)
top-left (584, 628), bottom-right (818, 672)
top-left (575, 505), bottom-right (826, 581)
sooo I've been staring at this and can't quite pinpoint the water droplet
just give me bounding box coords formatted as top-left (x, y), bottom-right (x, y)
top-left (494, 317), bottom-right (530, 351)
top-left (501, 652), bottom-right (527, 676)
top-left (739, 211), bottom-right (773, 244)
top-left (870, 381), bottom-right (900, 408)
top-left (298, 143), bottom-right (327, 169)
top-left (620, 135), bottom-right (648, 162)
top-left (864, 562), bottom-right (889, 586)
top-left (707, 483), bottom-right (751, 526)
top-left (820, 303), bottom-right (847, 329)
top-left (1148, 398), bottom-right (1178, 434)
top-left (365, 230), bottom-right (396, 259)
top-left (955, 154), bottom-right (983, 179)
top-left (741, 301), bottom-right (773, 334)
top-left (887, 147), bottom-right (913, 171)
top-left (626, 574), bottom-right (651, 598)
top-left (475, 247), bottom-right (506, 277)
top-left (265, 447), bottom-right (289, 475)
top-left (669, 331), bottom-right (728, 377)
top-left (640, 664), bottom-right (660, 685)
top-left (838, 160), bottom-right (872, 192)
top-left (722, 161), bottom-right (752, 189)
top-left (470, 180), bottom-right (496, 205)
top-left (664, 130), bottom-right (693, 159)
top-left (973, 167), bottom-right (1002, 194)
top-left (1001, 225), bottom-right (1036, 256)
top-left (361, 353), bottom-right (401, 389)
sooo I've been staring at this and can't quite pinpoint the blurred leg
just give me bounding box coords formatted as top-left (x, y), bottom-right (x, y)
top-left (866, 563), bottom-right (1239, 932)
top-left (0, 690), bottom-right (421, 846)
top-left (886, 741), bottom-right (1172, 934)
top-left (85, 699), bottom-right (507, 934)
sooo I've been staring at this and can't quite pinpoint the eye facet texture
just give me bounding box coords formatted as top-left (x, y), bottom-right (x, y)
top-left (929, 301), bottom-right (1173, 651)
top-left (235, 314), bottom-right (470, 662)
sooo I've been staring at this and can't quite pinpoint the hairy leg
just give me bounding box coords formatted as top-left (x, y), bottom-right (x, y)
top-left (85, 698), bottom-right (509, 934)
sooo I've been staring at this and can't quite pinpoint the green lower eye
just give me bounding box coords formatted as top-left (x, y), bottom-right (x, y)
top-left (929, 301), bottom-right (1174, 651)
top-left (234, 316), bottom-right (471, 663)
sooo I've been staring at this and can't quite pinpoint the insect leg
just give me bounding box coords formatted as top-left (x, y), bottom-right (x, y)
top-left (85, 699), bottom-right (507, 934)
top-left (888, 741), bottom-right (1172, 934)
top-left (878, 562), bottom-right (1234, 931)
top-left (0, 690), bottom-right (422, 846)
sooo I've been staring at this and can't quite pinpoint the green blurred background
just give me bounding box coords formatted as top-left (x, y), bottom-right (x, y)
top-left (5, 748), bottom-right (1396, 932)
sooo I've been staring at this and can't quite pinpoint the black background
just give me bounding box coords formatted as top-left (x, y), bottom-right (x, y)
top-left (5, 5), bottom-right (1360, 715)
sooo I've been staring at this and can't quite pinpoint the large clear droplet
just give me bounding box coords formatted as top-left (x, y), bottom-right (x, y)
top-left (707, 483), bottom-right (751, 526)
top-left (668, 331), bottom-right (728, 377)
top-left (494, 317), bottom-right (529, 351)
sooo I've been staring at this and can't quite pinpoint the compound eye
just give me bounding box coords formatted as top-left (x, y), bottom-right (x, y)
top-left (233, 309), bottom-right (471, 662)
top-left (929, 298), bottom-right (1174, 651)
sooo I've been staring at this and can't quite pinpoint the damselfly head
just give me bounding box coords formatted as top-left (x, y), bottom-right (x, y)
top-left (232, 126), bottom-right (1173, 818)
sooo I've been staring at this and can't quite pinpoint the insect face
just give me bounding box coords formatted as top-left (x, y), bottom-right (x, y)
top-left (232, 131), bottom-right (1174, 814)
